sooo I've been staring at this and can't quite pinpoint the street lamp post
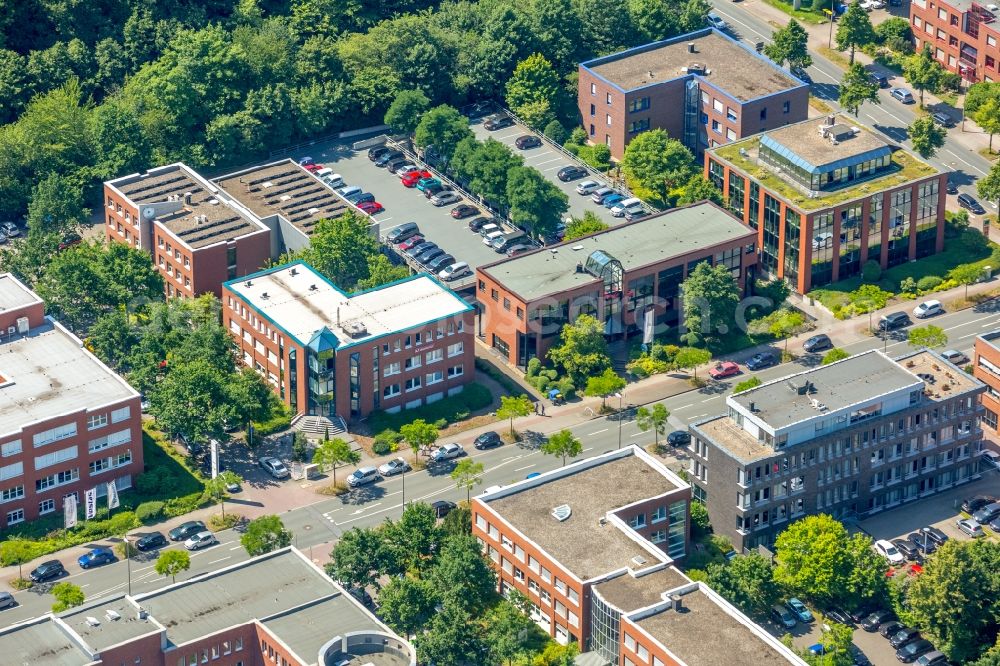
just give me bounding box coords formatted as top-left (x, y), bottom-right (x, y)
top-left (401, 467), bottom-right (406, 506)
top-left (615, 392), bottom-right (624, 449)
top-left (124, 534), bottom-right (133, 596)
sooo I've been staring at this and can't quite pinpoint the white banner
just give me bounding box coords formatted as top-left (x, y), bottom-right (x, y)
top-left (106, 481), bottom-right (119, 510)
top-left (63, 495), bottom-right (77, 529)
top-left (643, 307), bottom-right (655, 345)
top-left (85, 487), bottom-right (97, 520)
top-left (210, 439), bottom-right (219, 479)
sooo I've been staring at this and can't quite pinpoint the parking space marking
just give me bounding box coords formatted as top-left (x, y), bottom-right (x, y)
top-left (497, 131), bottom-right (522, 140)
top-left (543, 164), bottom-right (568, 172)
top-left (209, 557), bottom-right (231, 565)
top-left (533, 157), bottom-right (564, 167)
top-left (524, 151), bottom-right (555, 160)
top-left (588, 428), bottom-right (609, 436)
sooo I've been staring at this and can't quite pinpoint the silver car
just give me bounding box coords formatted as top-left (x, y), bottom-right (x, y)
top-left (184, 530), bottom-right (218, 550)
top-left (259, 456), bottom-right (290, 479)
top-left (431, 191), bottom-right (462, 206)
top-left (347, 466), bottom-right (380, 487)
top-left (432, 443), bottom-right (465, 462)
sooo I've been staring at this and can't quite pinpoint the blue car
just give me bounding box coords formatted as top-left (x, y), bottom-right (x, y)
top-left (786, 598), bottom-right (814, 623)
top-left (78, 547), bottom-right (116, 569)
top-left (603, 194), bottom-right (625, 209)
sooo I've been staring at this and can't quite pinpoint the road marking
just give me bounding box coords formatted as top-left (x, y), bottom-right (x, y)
top-left (700, 397), bottom-right (715, 403)
top-left (694, 413), bottom-right (709, 418)
top-left (514, 464), bottom-right (536, 472)
top-left (229, 545), bottom-right (242, 551)
top-left (713, 9), bottom-right (768, 39)
top-left (630, 432), bottom-right (644, 438)
top-left (208, 557), bottom-right (231, 565)
top-left (944, 149), bottom-right (988, 176)
top-left (675, 403), bottom-right (694, 410)
top-left (79, 584), bottom-right (90, 588)
top-left (588, 428), bottom-right (609, 436)
top-left (350, 502), bottom-right (382, 515)
top-left (524, 151), bottom-right (555, 160)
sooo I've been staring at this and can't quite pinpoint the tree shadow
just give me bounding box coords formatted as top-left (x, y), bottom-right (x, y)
top-left (337, 485), bottom-right (388, 506)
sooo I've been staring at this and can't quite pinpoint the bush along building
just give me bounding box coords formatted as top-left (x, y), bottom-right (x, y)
top-left (688, 349), bottom-right (985, 552)
top-left (705, 114), bottom-right (946, 293)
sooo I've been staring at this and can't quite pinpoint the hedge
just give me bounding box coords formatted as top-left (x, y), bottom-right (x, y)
top-left (367, 382), bottom-right (494, 433)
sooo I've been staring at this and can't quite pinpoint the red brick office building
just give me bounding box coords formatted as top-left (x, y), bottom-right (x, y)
top-left (706, 114), bottom-right (946, 293)
top-left (223, 261), bottom-right (474, 422)
top-left (578, 28), bottom-right (809, 160)
top-left (975, 330), bottom-right (1000, 436)
top-left (472, 446), bottom-right (806, 666)
top-left (476, 202), bottom-right (757, 369)
top-left (910, 0), bottom-right (1000, 82)
top-left (0, 274), bottom-right (142, 529)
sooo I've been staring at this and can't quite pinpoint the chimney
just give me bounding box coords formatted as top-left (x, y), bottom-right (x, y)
top-left (687, 42), bottom-right (696, 53)
top-left (670, 594), bottom-right (683, 611)
top-left (337, 307), bottom-right (340, 326)
top-left (183, 192), bottom-right (192, 205)
top-left (826, 114), bottom-right (836, 126)
top-left (749, 401), bottom-right (756, 412)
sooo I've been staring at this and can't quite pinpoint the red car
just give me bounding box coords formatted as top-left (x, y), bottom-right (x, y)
top-left (397, 235), bottom-right (424, 251)
top-left (357, 201), bottom-right (384, 215)
top-left (451, 204), bottom-right (479, 219)
top-left (401, 170), bottom-right (432, 187)
top-left (303, 163), bottom-right (323, 173)
top-left (708, 361), bottom-right (740, 379)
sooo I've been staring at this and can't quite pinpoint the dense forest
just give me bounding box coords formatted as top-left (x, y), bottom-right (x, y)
top-left (0, 0), bottom-right (710, 220)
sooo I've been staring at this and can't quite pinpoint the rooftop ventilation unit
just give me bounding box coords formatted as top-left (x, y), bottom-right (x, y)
top-left (280, 194), bottom-right (292, 202)
top-left (670, 594), bottom-right (683, 611)
top-left (572, 245), bottom-right (584, 251)
top-left (16, 317), bottom-right (28, 334)
top-left (345, 322), bottom-right (369, 339)
top-left (262, 181), bottom-right (274, 189)
top-left (551, 504), bottom-right (572, 521)
top-left (183, 192), bottom-right (193, 205)
top-left (244, 280), bottom-right (253, 287)
top-left (631, 555), bottom-right (647, 567)
top-left (309, 284), bottom-right (318, 291)
top-left (261, 292), bottom-right (269, 300)
top-left (105, 609), bottom-right (121, 622)
top-left (290, 267), bottom-right (298, 276)
top-left (308, 207), bottom-right (320, 215)
top-left (209, 198), bottom-right (220, 205)
top-left (810, 398), bottom-right (828, 411)
top-left (684, 63), bottom-right (706, 75)
top-left (687, 42), bottom-right (696, 53)
top-left (85, 617), bottom-right (101, 627)
top-left (787, 379), bottom-right (814, 395)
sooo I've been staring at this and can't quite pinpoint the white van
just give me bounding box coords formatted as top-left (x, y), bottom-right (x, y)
top-left (439, 262), bottom-right (470, 281)
top-left (478, 223), bottom-right (500, 237)
top-left (610, 197), bottom-right (643, 217)
top-left (316, 168), bottom-right (343, 188)
top-left (483, 230), bottom-right (505, 246)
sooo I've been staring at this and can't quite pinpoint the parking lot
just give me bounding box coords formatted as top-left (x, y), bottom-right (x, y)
top-left (468, 116), bottom-right (635, 226)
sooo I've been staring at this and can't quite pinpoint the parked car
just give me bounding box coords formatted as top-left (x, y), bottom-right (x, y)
top-left (377, 458), bottom-right (410, 476)
top-left (135, 532), bottom-right (168, 552)
top-left (475, 431), bottom-right (503, 449)
top-left (416, 177), bottom-right (441, 192)
top-left (667, 430), bottom-right (691, 447)
top-left (959, 517), bottom-right (986, 537)
top-left (874, 539), bottom-right (906, 565)
top-left (851, 645), bottom-right (872, 666)
top-left (423, 183), bottom-right (452, 198)
top-left (416, 247), bottom-right (445, 265)
top-left (982, 450), bottom-right (1000, 468)
top-left (602, 193), bottom-right (626, 209)
top-left (576, 180), bottom-right (601, 195)
top-left (891, 88), bottom-right (915, 103)
top-left (625, 208), bottom-right (649, 222)
top-left (1, 221), bottom-right (19, 238)
top-left (0, 591), bottom-right (15, 610)
top-left (347, 466), bottom-right (381, 488)
top-left (962, 495), bottom-right (996, 514)
top-left (169, 520), bottom-right (207, 542)
top-left (958, 192), bottom-right (987, 214)
top-left (386, 223), bottom-right (419, 244)
top-left (889, 627), bottom-right (921, 649)
top-left (431, 191), bottom-right (462, 206)
top-left (897, 639), bottom-right (934, 663)
top-left (78, 547), bottom-right (116, 569)
top-left (557, 165), bottom-right (589, 182)
top-left (298, 156), bottom-right (314, 166)
top-left (706, 12), bottom-right (729, 29)
top-left (374, 150), bottom-right (404, 167)
top-left (946, 180), bottom-right (958, 194)
top-left (368, 146), bottom-right (392, 161)
top-left (868, 71), bottom-right (889, 87)
top-left (397, 235), bottom-right (425, 251)
top-left (184, 530), bottom-right (218, 551)
top-left (356, 201), bottom-right (384, 215)
top-left (432, 443), bottom-right (465, 461)
top-left (393, 163), bottom-right (418, 176)
top-left (921, 526), bottom-right (949, 546)
top-left (468, 216), bottom-right (491, 232)
top-left (506, 244), bottom-right (533, 257)
top-left (745, 351), bottom-right (778, 370)
top-left (483, 114), bottom-right (514, 130)
top-left (402, 170), bottom-right (433, 187)
top-left (406, 241), bottom-right (437, 258)
top-left (878, 312), bottom-right (912, 331)
top-left (590, 187), bottom-right (616, 203)
top-left (426, 254), bottom-right (456, 272)
top-left (451, 204), bottom-right (479, 219)
top-left (29, 560), bottom-right (66, 583)
top-left (432, 500), bottom-right (457, 518)
top-left (58, 232), bottom-right (82, 251)
top-left (941, 349), bottom-right (968, 365)
top-left (824, 607), bottom-right (855, 626)
top-left (786, 598), bottom-right (814, 623)
top-left (893, 538), bottom-right (920, 561)
top-left (861, 609), bottom-right (895, 631)
top-left (931, 112), bottom-right (953, 127)
top-left (879, 620), bottom-right (905, 638)
top-left (259, 456), bottom-right (290, 479)
top-left (972, 501), bottom-right (1000, 524)
top-left (915, 651), bottom-right (948, 666)
top-left (912, 300), bottom-right (943, 318)
top-left (439, 262), bottom-right (471, 281)
top-left (770, 604), bottom-right (797, 629)
top-left (345, 191), bottom-right (375, 206)
top-left (515, 135), bottom-right (542, 149)
top-left (907, 531), bottom-right (937, 555)
top-left (803, 334), bottom-right (833, 352)
top-left (708, 361), bottom-right (740, 379)
top-left (302, 162), bottom-right (323, 173)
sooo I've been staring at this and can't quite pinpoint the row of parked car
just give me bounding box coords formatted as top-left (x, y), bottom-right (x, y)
top-left (386, 222), bottom-right (473, 282)
top-left (858, 604), bottom-right (948, 664)
top-left (298, 157), bottom-right (386, 217)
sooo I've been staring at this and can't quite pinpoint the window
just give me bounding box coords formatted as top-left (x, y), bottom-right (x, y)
top-left (448, 364), bottom-right (464, 378)
top-left (0, 485), bottom-right (23, 503)
top-left (448, 342), bottom-right (464, 357)
top-left (606, 114), bottom-right (612, 126)
top-left (6, 509), bottom-right (23, 525)
top-left (90, 451), bottom-right (131, 475)
top-left (35, 446), bottom-right (78, 471)
top-left (384, 362), bottom-right (401, 377)
top-left (491, 288), bottom-right (499, 301)
top-left (1, 440), bottom-right (21, 457)
top-left (783, 101), bottom-right (790, 113)
top-left (726, 107), bottom-right (737, 122)
top-left (628, 513), bottom-right (646, 529)
top-left (590, 103), bottom-right (596, 116)
top-left (652, 506), bottom-right (667, 523)
top-left (713, 99), bottom-right (724, 113)
top-left (405, 376), bottom-right (421, 392)
top-left (383, 384), bottom-right (400, 398)
top-left (650, 530), bottom-right (667, 543)
top-left (39, 498), bottom-right (54, 514)
top-left (88, 429), bottom-right (131, 454)
top-left (591, 83), bottom-right (596, 95)
top-left (87, 414), bottom-right (108, 430)
top-left (711, 119), bottom-right (721, 134)
top-left (426, 371), bottom-right (444, 385)
top-left (607, 92), bottom-right (613, 104)
top-left (404, 356), bottom-right (421, 370)
top-left (33, 423), bottom-right (77, 448)
top-left (0, 462), bottom-right (23, 481)
top-left (503, 297), bottom-right (511, 310)
top-left (516, 307), bottom-right (524, 319)
top-left (628, 97), bottom-right (651, 113)
top-left (726, 128), bottom-right (736, 141)
top-left (628, 118), bottom-right (650, 133)
top-left (426, 349), bottom-right (443, 364)
top-left (760, 108), bottom-right (767, 121)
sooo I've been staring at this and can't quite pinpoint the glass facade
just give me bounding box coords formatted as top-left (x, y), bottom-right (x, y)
top-left (761, 194), bottom-right (781, 275)
top-left (349, 352), bottom-right (361, 417)
top-left (590, 593), bottom-right (620, 663)
top-left (868, 194), bottom-right (884, 262)
top-left (728, 172), bottom-right (745, 218)
top-left (888, 189), bottom-right (912, 267)
top-left (915, 180), bottom-right (939, 258)
top-left (709, 160), bottom-right (724, 190)
top-left (759, 142), bottom-right (892, 191)
top-left (667, 501), bottom-right (687, 559)
top-left (308, 349), bottom-right (335, 417)
top-left (372, 347), bottom-right (380, 410)
top-left (839, 204), bottom-right (863, 280)
top-left (810, 212), bottom-right (835, 287)
top-left (748, 182), bottom-right (760, 230)
top-left (783, 208), bottom-right (801, 281)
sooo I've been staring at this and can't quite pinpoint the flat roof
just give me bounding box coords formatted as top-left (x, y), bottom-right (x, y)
top-left (110, 164), bottom-right (265, 250)
top-left (213, 159), bottom-right (351, 236)
top-left (226, 262), bottom-right (471, 349)
top-left (593, 567), bottom-right (689, 613)
top-left (0, 617), bottom-right (93, 665)
top-left (583, 29), bottom-right (803, 101)
top-left (728, 350), bottom-right (923, 430)
top-left (61, 596), bottom-right (157, 652)
top-left (634, 586), bottom-right (804, 666)
top-left (692, 415), bottom-right (773, 464)
top-left (483, 450), bottom-right (685, 580)
top-left (0, 320), bottom-right (138, 437)
top-left (480, 202), bottom-right (753, 303)
top-left (0, 274), bottom-right (42, 311)
top-left (898, 350), bottom-right (983, 399)
top-left (761, 116), bottom-right (891, 174)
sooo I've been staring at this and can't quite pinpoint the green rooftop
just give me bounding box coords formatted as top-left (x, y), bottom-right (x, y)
top-left (712, 124), bottom-right (939, 212)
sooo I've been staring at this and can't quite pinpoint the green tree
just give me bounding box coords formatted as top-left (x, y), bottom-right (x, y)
top-left (676, 174), bottom-right (723, 206)
top-left (541, 429), bottom-right (583, 466)
top-left (978, 162), bottom-right (1000, 214)
top-left (378, 575), bottom-right (440, 638)
top-left (149, 359), bottom-right (231, 444)
top-left (531, 642), bottom-right (580, 666)
top-left (51, 582), bottom-right (85, 612)
top-left (430, 533), bottom-right (497, 613)
top-left (839, 62), bottom-right (880, 117)
top-left (950, 263), bottom-right (984, 300)
top-left (835, 3), bottom-right (876, 64)
top-left (732, 376), bottom-right (762, 393)
top-left (875, 17), bottom-right (914, 53)
top-left (907, 540), bottom-right (1000, 662)
top-left (485, 596), bottom-right (535, 665)
top-left (1, 539), bottom-right (35, 580)
top-left (547, 314), bottom-right (611, 386)
top-left (414, 604), bottom-right (486, 666)
top-left (26, 172), bottom-right (90, 236)
top-left (205, 470), bottom-right (242, 519)
top-left (400, 419), bottom-right (438, 464)
top-left (768, 309), bottom-right (809, 353)
top-left (296, 212), bottom-right (379, 289)
top-left (463, 139), bottom-right (523, 207)
top-left (585, 367), bottom-right (626, 409)
top-left (327, 527), bottom-right (387, 590)
top-left (381, 502), bottom-right (444, 573)
top-left (564, 211), bottom-right (609, 241)
top-left (774, 514), bottom-right (886, 606)
top-left (975, 97), bottom-right (1000, 153)
top-left (681, 262), bottom-right (740, 348)
top-left (506, 165), bottom-right (569, 237)
top-left (765, 20), bottom-right (812, 70)
top-left (705, 552), bottom-right (780, 616)
top-left (674, 347), bottom-right (713, 380)
top-left (241, 515), bottom-right (292, 556)
top-left (821, 348), bottom-right (850, 365)
top-left (635, 403), bottom-right (670, 446)
top-left (413, 104), bottom-right (474, 162)
top-left (812, 622), bottom-right (856, 666)
top-left (357, 253), bottom-right (409, 291)
top-left (971, 639), bottom-right (1000, 666)
top-left (907, 324), bottom-right (948, 349)
top-left (312, 437), bottom-right (361, 484)
top-left (497, 394), bottom-right (534, 437)
top-left (226, 368), bottom-right (275, 427)
top-left (451, 458), bottom-right (485, 503)
top-left (903, 44), bottom-right (944, 108)
top-left (908, 116), bottom-right (946, 158)
top-left (442, 502), bottom-right (472, 537)
top-left (505, 53), bottom-right (565, 128)
top-left (155, 549), bottom-right (191, 584)
top-left (621, 129), bottom-right (695, 204)
top-left (967, 81), bottom-right (1000, 115)
top-left (384, 89), bottom-right (430, 136)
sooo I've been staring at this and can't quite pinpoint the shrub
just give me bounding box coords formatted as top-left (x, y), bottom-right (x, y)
top-left (591, 143), bottom-right (611, 166)
top-left (535, 377), bottom-right (550, 393)
top-left (434, 418), bottom-right (448, 429)
top-left (899, 277), bottom-right (917, 294)
top-left (568, 127), bottom-right (588, 145)
top-left (543, 119), bottom-right (567, 144)
top-left (861, 260), bottom-right (882, 282)
top-left (366, 382), bottom-right (494, 432)
top-left (251, 402), bottom-right (292, 436)
top-left (135, 501), bottom-right (165, 523)
top-left (917, 275), bottom-right (944, 292)
top-left (556, 377), bottom-right (576, 399)
top-left (373, 429), bottom-right (403, 456)
top-left (526, 357), bottom-right (541, 378)
top-left (542, 368), bottom-right (558, 381)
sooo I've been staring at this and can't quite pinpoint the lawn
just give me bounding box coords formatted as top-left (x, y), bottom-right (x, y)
top-left (364, 382), bottom-right (495, 434)
top-left (760, 0), bottom-right (829, 25)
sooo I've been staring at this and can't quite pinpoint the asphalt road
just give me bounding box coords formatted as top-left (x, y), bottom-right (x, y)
top-left (708, 1), bottom-right (996, 210)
